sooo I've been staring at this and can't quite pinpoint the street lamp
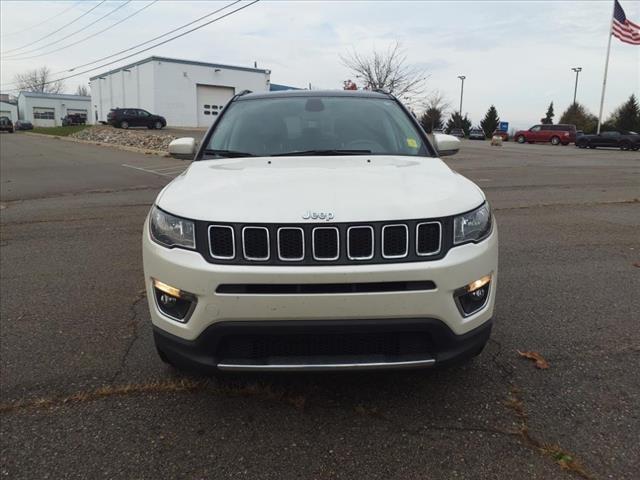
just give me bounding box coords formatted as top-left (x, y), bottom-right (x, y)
top-left (571, 67), bottom-right (582, 105)
top-left (457, 75), bottom-right (466, 117)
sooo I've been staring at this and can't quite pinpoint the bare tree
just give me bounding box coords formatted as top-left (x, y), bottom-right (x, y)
top-left (418, 90), bottom-right (450, 133)
top-left (75, 84), bottom-right (89, 96)
top-left (341, 41), bottom-right (428, 102)
top-left (13, 66), bottom-right (65, 94)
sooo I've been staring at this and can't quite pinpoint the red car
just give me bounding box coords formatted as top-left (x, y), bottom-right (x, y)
top-left (514, 124), bottom-right (576, 145)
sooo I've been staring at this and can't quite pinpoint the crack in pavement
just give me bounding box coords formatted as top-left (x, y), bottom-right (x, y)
top-left (109, 290), bottom-right (147, 384)
top-left (492, 198), bottom-right (639, 211)
top-left (1, 185), bottom-right (160, 204)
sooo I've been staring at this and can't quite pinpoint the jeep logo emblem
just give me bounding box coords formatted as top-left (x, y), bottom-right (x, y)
top-left (302, 211), bottom-right (334, 221)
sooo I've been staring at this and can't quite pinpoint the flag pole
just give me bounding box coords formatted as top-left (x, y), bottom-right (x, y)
top-left (597, 1), bottom-right (616, 134)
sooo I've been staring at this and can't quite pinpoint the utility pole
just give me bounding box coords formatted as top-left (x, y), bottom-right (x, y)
top-left (571, 67), bottom-right (582, 105)
top-left (457, 75), bottom-right (466, 119)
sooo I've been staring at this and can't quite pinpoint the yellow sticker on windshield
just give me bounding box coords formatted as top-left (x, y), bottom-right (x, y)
top-left (407, 138), bottom-right (418, 148)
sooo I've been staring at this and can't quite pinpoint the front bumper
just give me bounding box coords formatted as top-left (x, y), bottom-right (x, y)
top-left (154, 317), bottom-right (493, 373)
top-left (143, 218), bottom-right (498, 370)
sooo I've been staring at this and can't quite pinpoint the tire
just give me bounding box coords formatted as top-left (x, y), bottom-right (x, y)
top-left (516, 135), bottom-right (525, 144)
top-left (620, 141), bottom-right (631, 151)
top-left (119, 120), bottom-right (129, 129)
top-left (154, 121), bottom-right (163, 130)
top-left (577, 142), bottom-right (586, 149)
top-left (550, 136), bottom-right (560, 146)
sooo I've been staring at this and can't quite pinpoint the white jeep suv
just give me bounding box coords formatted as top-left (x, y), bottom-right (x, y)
top-left (142, 90), bottom-right (497, 373)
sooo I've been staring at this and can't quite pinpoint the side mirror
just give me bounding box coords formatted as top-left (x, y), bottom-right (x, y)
top-left (168, 137), bottom-right (196, 159)
top-left (434, 133), bottom-right (461, 157)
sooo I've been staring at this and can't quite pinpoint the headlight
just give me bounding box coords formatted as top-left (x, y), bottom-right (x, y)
top-left (149, 206), bottom-right (195, 249)
top-left (454, 203), bottom-right (492, 245)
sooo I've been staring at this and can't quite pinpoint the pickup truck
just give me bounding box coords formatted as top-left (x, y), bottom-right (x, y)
top-left (576, 130), bottom-right (639, 151)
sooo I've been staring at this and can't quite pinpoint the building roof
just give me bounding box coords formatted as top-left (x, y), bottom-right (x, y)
top-left (89, 56), bottom-right (270, 80)
top-left (18, 91), bottom-right (90, 101)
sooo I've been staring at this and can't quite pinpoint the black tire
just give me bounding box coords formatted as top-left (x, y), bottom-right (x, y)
top-left (620, 141), bottom-right (631, 151)
top-left (154, 121), bottom-right (163, 130)
top-left (550, 136), bottom-right (560, 146)
top-left (516, 135), bottom-right (526, 144)
top-left (119, 120), bottom-right (129, 129)
top-left (577, 142), bottom-right (587, 149)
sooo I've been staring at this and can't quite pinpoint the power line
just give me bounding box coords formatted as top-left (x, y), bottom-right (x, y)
top-left (4, 1), bottom-right (133, 59)
top-left (1, 0), bottom-right (260, 93)
top-left (59, 0), bottom-right (242, 74)
top-left (4, 1), bottom-right (158, 61)
top-left (1, 1), bottom-right (106, 55)
top-left (0, 1), bottom-right (82, 38)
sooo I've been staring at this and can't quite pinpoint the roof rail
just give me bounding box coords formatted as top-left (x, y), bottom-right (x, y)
top-left (371, 88), bottom-right (392, 96)
top-left (236, 89), bottom-right (253, 97)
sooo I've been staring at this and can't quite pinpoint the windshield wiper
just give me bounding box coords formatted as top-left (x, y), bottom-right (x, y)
top-left (271, 149), bottom-right (371, 157)
top-left (204, 149), bottom-right (256, 158)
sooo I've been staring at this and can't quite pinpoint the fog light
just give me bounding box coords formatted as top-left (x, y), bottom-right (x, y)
top-left (454, 275), bottom-right (491, 317)
top-left (152, 278), bottom-right (196, 322)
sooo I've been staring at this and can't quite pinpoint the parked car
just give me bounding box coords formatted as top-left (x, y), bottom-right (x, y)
top-left (107, 108), bottom-right (166, 129)
top-left (469, 128), bottom-right (486, 140)
top-left (576, 130), bottom-right (639, 151)
top-left (449, 128), bottom-right (465, 138)
top-left (145, 90), bottom-right (497, 373)
top-left (514, 124), bottom-right (577, 145)
top-left (14, 120), bottom-right (33, 131)
top-left (432, 128), bottom-right (444, 134)
top-left (492, 130), bottom-right (508, 141)
top-left (0, 116), bottom-right (14, 133)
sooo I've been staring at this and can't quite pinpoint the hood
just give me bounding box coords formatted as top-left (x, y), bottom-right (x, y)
top-left (156, 156), bottom-right (485, 223)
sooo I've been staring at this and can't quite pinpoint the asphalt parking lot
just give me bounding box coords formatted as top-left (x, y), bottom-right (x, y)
top-left (1, 134), bottom-right (639, 479)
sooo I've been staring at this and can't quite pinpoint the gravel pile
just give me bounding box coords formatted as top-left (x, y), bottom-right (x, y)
top-left (70, 126), bottom-right (177, 152)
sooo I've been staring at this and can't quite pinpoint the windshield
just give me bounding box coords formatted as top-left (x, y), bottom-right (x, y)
top-left (203, 96), bottom-right (433, 158)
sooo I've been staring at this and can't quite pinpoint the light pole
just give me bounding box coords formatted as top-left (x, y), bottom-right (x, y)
top-left (571, 67), bottom-right (582, 105)
top-left (457, 75), bottom-right (466, 118)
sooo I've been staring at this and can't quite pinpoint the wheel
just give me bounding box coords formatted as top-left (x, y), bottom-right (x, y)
top-left (550, 136), bottom-right (560, 145)
top-left (516, 135), bottom-right (525, 144)
top-left (620, 141), bottom-right (631, 151)
top-left (119, 120), bottom-right (129, 129)
top-left (577, 142), bottom-right (586, 149)
top-left (154, 121), bottom-right (163, 130)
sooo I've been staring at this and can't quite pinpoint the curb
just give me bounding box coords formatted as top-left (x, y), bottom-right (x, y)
top-left (23, 131), bottom-right (170, 157)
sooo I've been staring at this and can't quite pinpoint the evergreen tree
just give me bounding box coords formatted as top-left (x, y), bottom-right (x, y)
top-left (559, 102), bottom-right (598, 134)
top-left (419, 107), bottom-right (445, 133)
top-left (479, 105), bottom-right (500, 138)
top-left (445, 112), bottom-right (471, 136)
top-left (605, 94), bottom-right (640, 132)
top-left (541, 102), bottom-right (554, 124)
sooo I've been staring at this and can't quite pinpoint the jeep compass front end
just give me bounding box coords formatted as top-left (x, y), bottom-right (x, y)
top-left (142, 90), bottom-right (498, 372)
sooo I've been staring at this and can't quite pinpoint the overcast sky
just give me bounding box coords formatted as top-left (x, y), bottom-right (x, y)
top-left (1, 0), bottom-right (638, 129)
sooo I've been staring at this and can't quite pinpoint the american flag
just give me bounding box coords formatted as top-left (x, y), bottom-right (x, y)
top-left (612, 0), bottom-right (640, 45)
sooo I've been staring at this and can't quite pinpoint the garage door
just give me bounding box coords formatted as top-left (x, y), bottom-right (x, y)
top-left (67, 109), bottom-right (88, 121)
top-left (33, 107), bottom-right (56, 127)
top-left (196, 85), bottom-right (235, 127)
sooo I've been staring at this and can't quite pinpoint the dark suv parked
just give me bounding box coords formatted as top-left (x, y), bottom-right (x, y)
top-left (576, 130), bottom-right (639, 151)
top-left (107, 108), bottom-right (166, 129)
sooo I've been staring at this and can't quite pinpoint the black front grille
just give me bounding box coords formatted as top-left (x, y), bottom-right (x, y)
top-left (197, 217), bottom-right (449, 266)
top-left (243, 227), bottom-right (269, 260)
top-left (417, 222), bottom-right (441, 255)
top-left (209, 226), bottom-right (234, 259)
top-left (216, 331), bottom-right (432, 361)
top-left (313, 227), bottom-right (339, 260)
top-left (348, 226), bottom-right (374, 259)
top-left (278, 228), bottom-right (304, 260)
top-left (383, 225), bottom-right (408, 258)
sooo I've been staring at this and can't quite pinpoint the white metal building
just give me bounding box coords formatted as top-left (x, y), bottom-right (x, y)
top-left (17, 92), bottom-right (92, 127)
top-left (90, 56), bottom-right (271, 128)
top-left (0, 101), bottom-right (18, 122)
